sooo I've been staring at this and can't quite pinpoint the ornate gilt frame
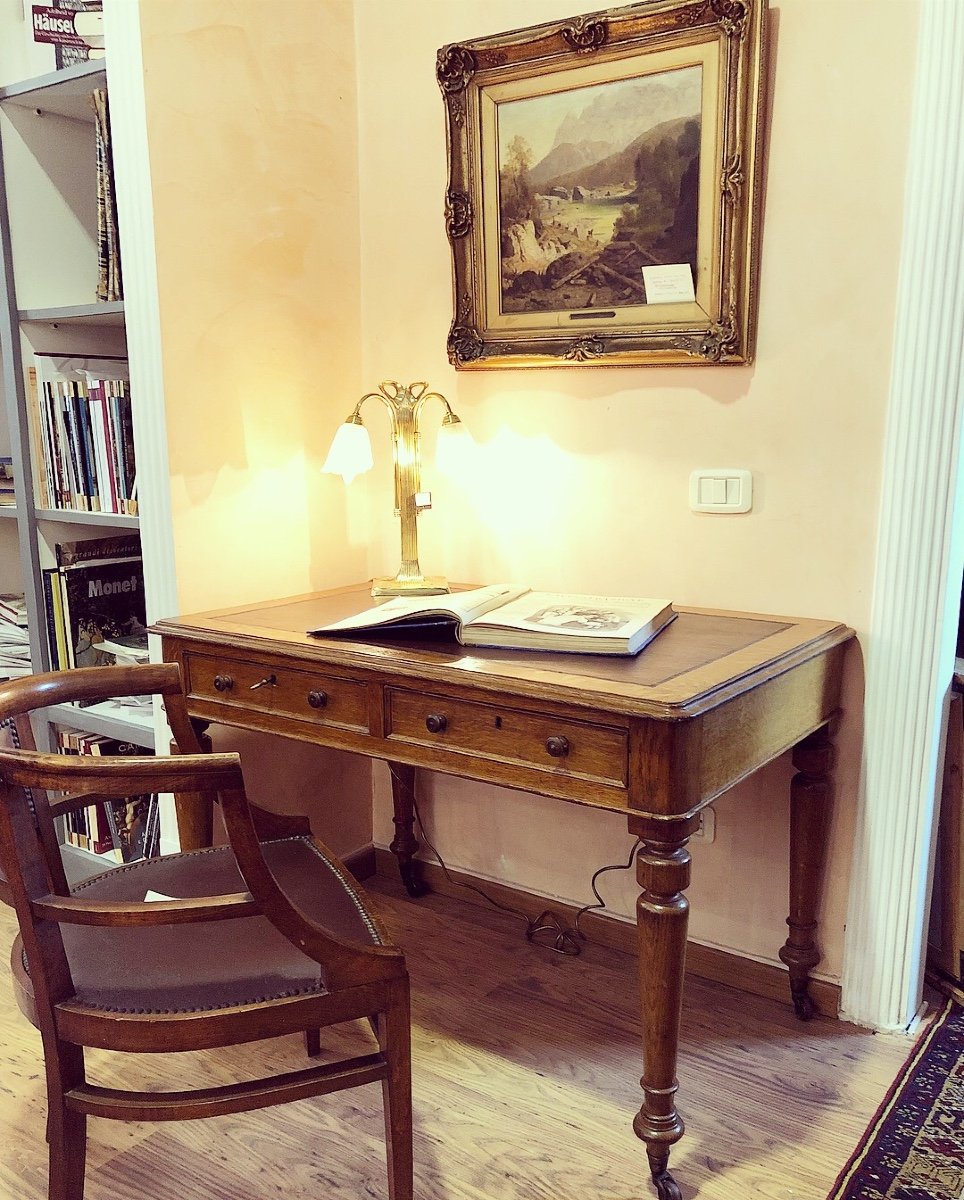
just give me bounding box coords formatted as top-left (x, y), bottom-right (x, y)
top-left (438, 0), bottom-right (768, 369)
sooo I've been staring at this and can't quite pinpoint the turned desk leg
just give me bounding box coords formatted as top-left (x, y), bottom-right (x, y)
top-left (388, 762), bottom-right (429, 898)
top-left (173, 718), bottom-right (214, 851)
top-left (630, 815), bottom-right (698, 1200)
top-left (779, 726), bottom-right (835, 1020)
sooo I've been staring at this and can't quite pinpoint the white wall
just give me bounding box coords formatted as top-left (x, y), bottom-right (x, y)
top-left (138, 0), bottom-right (372, 855)
top-left (351, 0), bottom-right (920, 979)
top-left (140, 0), bottom-right (364, 613)
top-left (129, 0), bottom-right (924, 979)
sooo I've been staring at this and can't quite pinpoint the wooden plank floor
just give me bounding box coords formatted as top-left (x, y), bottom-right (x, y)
top-left (0, 875), bottom-right (919, 1200)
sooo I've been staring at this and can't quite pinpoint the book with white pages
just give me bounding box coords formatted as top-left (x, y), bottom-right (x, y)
top-left (309, 584), bottom-right (676, 656)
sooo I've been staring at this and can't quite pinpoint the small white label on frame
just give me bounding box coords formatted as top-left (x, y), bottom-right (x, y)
top-left (642, 264), bottom-right (696, 305)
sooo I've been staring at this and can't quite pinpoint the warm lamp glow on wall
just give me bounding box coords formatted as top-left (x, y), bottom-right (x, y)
top-left (322, 380), bottom-right (471, 597)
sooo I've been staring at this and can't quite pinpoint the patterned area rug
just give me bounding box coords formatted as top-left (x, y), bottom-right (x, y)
top-left (827, 998), bottom-right (964, 1199)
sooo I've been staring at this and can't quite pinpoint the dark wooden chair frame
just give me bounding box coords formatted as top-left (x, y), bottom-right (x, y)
top-left (0, 663), bottom-right (412, 1200)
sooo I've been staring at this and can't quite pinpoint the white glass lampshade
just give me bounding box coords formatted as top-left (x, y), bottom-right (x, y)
top-left (321, 420), bottom-right (374, 484)
top-left (434, 414), bottom-right (474, 477)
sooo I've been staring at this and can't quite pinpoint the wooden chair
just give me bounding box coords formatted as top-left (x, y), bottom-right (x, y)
top-left (0, 708), bottom-right (30, 907)
top-left (0, 664), bottom-right (412, 1200)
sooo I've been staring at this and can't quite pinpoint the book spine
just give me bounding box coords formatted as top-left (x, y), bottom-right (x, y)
top-left (55, 384), bottom-right (81, 510)
top-left (41, 568), bottom-right (67, 671)
top-left (88, 803), bottom-right (115, 857)
top-left (78, 737), bottom-right (125, 859)
top-left (106, 385), bottom-right (126, 513)
top-left (73, 381), bottom-right (100, 513)
top-left (88, 382), bottom-right (116, 514)
top-left (116, 384), bottom-right (137, 515)
top-left (141, 795), bottom-right (161, 860)
top-left (42, 382), bottom-right (65, 508)
top-left (68, 382), bottom-right (93, 511)
top-left (24, 367), bottom-right (51, 509)
top-left (99, 385), bottom-right (120, 513)
top-left (57, 568), bottom-right (76, 669)
top-left (102, 801), bottom-right (126, 862)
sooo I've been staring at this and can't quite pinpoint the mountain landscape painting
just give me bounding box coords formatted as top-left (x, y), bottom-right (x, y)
top-left (497, 65), bottom-right (702, 315)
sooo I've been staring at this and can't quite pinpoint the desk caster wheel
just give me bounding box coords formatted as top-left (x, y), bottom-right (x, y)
top-left (399, 862), bottom-right (430, 899)
top-left (653, 1169), bottom-right (682, 1200)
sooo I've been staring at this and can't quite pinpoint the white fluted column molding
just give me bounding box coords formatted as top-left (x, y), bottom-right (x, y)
top-left (102, 1), bottom-right (180, 855)
top-left (841, 0), bottom-right (964, 1031)
top-left (102, 0), bottom-right (178, 627)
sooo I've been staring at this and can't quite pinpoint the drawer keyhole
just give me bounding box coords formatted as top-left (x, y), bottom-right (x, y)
top-left (250, 674), bottom-right (278, 690)
top-left (213, 674), bottom-right (234, 692)
top-left (546, 735), bottom-right (570, 759)
top-left (425, 713), bottom-right (448, 734)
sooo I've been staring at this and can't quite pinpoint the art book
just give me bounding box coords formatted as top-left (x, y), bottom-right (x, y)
top-left (54, 534), bottom-right (147, 668)
top-left (310, 584), bottom-right (675, 656)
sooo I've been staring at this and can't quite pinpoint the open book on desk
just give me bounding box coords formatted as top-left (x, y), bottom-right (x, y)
top-left (309, 584), bottom-right (676, 656)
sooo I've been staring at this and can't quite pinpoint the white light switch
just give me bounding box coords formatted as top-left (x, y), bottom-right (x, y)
top-left (689, 469), bottom-right (752, 513)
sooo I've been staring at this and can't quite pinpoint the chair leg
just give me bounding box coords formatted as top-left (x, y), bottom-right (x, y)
top-left (45, 1043), bottom-right (87, 1200)
top-left (48, 1103), bottom-right (86, 1200)
top-left (377, 978), bottom-right (413, 1200)
top-left (303, 1028), bottom-right (321, 1058)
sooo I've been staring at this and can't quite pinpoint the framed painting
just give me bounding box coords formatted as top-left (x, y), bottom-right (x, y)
top-left (438, 0), bottom-right (769, 369)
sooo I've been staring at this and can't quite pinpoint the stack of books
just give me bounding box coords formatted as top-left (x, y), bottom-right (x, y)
top-left (56, 727), bottom-right (160, 863)
top-left (0, 594), bottom-right (31, 678)
top-left (29, 360), bottom-right (135, 515)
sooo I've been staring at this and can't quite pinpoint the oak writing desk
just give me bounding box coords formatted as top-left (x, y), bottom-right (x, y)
top-left (153, 584), bottom-right (853, 1200)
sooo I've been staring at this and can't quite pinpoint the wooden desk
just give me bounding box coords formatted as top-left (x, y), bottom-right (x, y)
top-left (154, 584), bottom-right (852, 1200)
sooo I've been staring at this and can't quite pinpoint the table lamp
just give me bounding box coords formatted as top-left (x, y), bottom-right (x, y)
top-left (322, 380), bottom-right (471, 597)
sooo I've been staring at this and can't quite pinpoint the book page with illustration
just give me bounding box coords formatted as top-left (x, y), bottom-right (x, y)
top-left (310, 585), bottom-right (674, 656)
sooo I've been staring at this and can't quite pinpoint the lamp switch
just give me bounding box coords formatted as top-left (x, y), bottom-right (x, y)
top-left (414, 490), bottom-right (432, 510)
top-left (689, 469), bottom-right (752, 513)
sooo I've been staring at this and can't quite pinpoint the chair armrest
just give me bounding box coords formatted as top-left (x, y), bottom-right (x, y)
top-left (218, 785), bottom-right (405, 990)
top-left (32, 891), bottom-right (259, 926)
top-left (0, 748), bottom-right (242, 796)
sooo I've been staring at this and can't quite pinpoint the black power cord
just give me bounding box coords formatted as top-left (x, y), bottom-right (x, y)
top-left (399, 767), bottom-right (640, 956)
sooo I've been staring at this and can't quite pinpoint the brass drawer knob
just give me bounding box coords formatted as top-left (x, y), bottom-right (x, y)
top-left (213, 674), bottom-right (234, 692)
top-left (425, 713), bottom-right (448, 734)
top-left (546, 735), bottom-right (570, 758)
top-left (307, 689), bottom-right (328, 709)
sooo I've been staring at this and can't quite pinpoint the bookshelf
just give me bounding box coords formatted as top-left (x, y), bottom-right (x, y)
top-left (0, 32), bottom-right (159, 753)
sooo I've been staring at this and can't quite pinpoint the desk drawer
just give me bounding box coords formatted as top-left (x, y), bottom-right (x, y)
top-left (184, 652), bottom-right (369, 733)
top-left (385, 688), bottom-right (628, 786)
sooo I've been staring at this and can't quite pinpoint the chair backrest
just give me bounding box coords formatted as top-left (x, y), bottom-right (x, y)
top-left (0, 664), bottom-right (403, 1037)
top-left (0, 708), bottom-right (33, 906)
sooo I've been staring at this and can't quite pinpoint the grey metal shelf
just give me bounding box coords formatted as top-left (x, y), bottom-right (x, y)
top-left (43, 700), bottom-right (155, 749)
top-left (20, 301), bottom-right (125, 327)
top-left (0, 60), bottom-right (106, 121)
top-left (60, 841), bottom-right (117, 886)
top-left (36, 508), bottom-right (138, 529)
top-left (0, 504), bottom-right (17, 519)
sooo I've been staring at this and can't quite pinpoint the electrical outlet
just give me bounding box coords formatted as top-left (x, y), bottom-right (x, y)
top-left (692, 806), bottom-right (716, 843)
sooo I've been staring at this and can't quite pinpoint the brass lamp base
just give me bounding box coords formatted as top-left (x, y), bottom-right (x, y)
top-left (371, 575), bottom-right (450, 598)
